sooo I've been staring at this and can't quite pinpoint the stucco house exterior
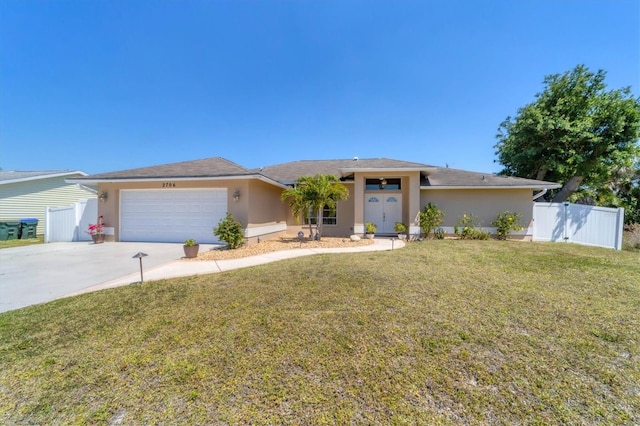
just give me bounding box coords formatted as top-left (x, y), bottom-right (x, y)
top-left (69, 157), bottom-right (560, 244)
top-left (0, 170), bottom-right (96, 236)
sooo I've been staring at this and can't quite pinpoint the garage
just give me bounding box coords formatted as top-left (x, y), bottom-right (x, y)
top-left (120, 189), bottom-right (227, 243)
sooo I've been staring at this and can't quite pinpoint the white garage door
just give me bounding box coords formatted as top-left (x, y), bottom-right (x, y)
top-left (120, 189), bottom-right (228, 243)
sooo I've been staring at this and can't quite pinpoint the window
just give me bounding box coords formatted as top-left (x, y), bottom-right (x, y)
top-left (306, 205), bottom-right (337, 225)
top-left (365, 178), bottom-right (401, 190)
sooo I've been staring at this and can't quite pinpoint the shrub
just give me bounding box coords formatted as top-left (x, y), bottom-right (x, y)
top-left (434, 227), bottom-right (445, 239)
top-left (394, 222), bottom-right (407, 233)
top-left (184, 239), bottom-right (197, 246)
top-left (365, 222), bottom-right (377, 234)
top-left (214, 213), bottom-right (245, 249)
top-left (623, 223), bottom-right (640, 251)
top-left (492, 211), bottom-right (525, 240)
top-left (454, 213), bottom-right (489, 240)
top-left (419, 203), bottom-right (445, 238)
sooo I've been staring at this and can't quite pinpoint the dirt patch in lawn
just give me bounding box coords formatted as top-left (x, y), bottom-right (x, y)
top-left (193, 235), bottom-right (374, 260)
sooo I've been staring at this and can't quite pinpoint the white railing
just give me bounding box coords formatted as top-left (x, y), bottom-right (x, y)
top-left (533, 202), bottom-right (624, 250)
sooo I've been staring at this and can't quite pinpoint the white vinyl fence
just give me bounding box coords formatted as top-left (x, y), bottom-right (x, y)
top-left (45, 199), bottom-right (97, 243)
top-left (533, 202), bottom-right (625, 250)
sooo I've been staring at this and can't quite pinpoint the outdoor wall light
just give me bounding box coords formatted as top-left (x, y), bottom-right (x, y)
top-left (233, 189), bottom-right (240, 202)
top-left (98, 190), bottom-right (108, 202)
top-left (132, 252), bottom-right (148, 283)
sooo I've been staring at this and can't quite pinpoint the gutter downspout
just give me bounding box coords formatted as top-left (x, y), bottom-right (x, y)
top-left (533, 187), bottom-right (547, 201)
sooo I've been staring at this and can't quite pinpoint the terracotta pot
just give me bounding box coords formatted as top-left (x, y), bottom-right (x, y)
top-left (183, 244), bottom-right (200, 258)
top-left (91, 234), bottom-right (105, 244)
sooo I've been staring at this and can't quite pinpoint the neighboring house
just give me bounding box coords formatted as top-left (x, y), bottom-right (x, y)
top-left (0, 170), bottom-right (97, 236)
top-left (69, 157), bottom-right (560, 244)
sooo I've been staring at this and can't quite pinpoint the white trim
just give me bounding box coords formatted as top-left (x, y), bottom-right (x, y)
top-left (66, 174), bottom-right (288, 189)
top-left (421, 185), bottom-right (561, 190)
top-left (341, 167), bottom-right (435, 174)
top-left (244, 222), bottom-right (287, 238)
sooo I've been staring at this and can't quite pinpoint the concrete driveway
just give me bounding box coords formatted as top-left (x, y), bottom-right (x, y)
top-left (0, 242), bottom-right (217, 313)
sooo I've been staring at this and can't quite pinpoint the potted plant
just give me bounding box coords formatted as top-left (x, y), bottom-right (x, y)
top-left (87, 216), bottom-right (106, 244)
top-left (394, 222), bottom-right (407, 240)
top-left (183, 238), bottom-right (200, 258)
top-left (365, 222), bottom-right (377, 239)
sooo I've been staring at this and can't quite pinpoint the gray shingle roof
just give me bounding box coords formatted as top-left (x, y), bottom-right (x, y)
top-left (76, 157), bottom-right (251, 180)
top-left (74, 156), bottom-right (560, 189)
top-left (254, 158), bottom-right (435, 184)
top-left (423, 167), bottom-right (561, 188)
top-left (0, 170), bottom-right (87, 184)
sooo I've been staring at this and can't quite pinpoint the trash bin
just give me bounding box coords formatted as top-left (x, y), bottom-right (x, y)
top-left (19, 218), bottom-right (39, 239)
top-left (0, 221), bottom-right (21, 241)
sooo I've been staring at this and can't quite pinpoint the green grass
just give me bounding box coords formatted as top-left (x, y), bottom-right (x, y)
top-left (1, 241), bottom-right (638, 424)
top-left (0, 235), bottom-right (44, 249)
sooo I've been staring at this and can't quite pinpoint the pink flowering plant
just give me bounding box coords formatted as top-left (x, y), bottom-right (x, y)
top-left (87, 215), bottom-right (105, 236)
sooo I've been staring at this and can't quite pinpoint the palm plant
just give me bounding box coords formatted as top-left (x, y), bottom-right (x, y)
top-left (281, 174), bottom-right (349, 240)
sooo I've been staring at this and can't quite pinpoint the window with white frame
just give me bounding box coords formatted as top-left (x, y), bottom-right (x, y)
top-left (306, 205), bottom-right (337, 225)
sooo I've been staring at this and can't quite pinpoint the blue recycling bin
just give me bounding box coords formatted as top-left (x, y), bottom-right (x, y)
top-left (19, 218), bottom-right (39, 239)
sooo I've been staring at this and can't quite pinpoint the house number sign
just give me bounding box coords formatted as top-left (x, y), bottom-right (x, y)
top-left (162, 182), bottom-right (177, 188)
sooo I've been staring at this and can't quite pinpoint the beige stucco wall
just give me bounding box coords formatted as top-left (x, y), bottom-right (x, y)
top-left (421, 188), bottom-right (534, 228)
top-left (244, 179), bottom-right (289, 243)
top-left (353, 171), bottom-right (422, 233)
top-left (94, 175), bottom-right (534, 243)
top-left (283, 184), bottom-right (356, 238)
top-left (97, 179), bottom-right (286, 242)
top-left (247, 180), bottom-right (287, 224)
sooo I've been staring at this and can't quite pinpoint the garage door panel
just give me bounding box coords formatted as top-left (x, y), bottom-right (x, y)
top-left (120, 189), bottom-right (227, 243)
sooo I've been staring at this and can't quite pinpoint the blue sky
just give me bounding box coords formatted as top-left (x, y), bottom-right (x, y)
top-left (1, 0), bottom-right (638, 175)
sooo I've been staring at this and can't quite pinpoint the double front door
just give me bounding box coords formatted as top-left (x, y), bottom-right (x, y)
top-left (364, 193), bottom-right (402, 234)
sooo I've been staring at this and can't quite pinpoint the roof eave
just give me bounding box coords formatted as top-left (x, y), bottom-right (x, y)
top-left (67, 174), bottom-right (289, 189)
top-left (341, 167), bottom-right (436, 174)
top-left (421, 184), bottom-right (562, 190)
top-left (1, 171), bottom-right (88, 185)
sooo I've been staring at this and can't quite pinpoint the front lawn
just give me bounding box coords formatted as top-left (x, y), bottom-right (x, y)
top-left (1, 241), bottom-right (638, 424)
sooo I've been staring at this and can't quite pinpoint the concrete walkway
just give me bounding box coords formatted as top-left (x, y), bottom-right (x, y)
top-left (62, 238), bottom-right (405, 298)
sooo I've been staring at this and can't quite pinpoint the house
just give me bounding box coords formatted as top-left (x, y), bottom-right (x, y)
top-left (0, 170), bottom-right (97, 236)
top-left (69, 157), bottom-right (560, 244)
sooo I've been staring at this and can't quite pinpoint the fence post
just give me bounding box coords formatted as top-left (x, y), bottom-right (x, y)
top-left (563, 202), bottom-right (570, 242)
top-left (614, 208), bottom-right (625, 250)
top-left (45, 207), bottom-right (51, 243)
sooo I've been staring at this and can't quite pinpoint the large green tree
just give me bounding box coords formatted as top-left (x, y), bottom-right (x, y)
top-left (580, 160), bottom-right (640, 224)
top-left (495, 65), bottom-right (640, 203)
top-left (281, 174), bottom-right (349, 240)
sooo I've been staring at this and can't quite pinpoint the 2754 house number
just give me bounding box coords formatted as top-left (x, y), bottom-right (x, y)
top-left (162, 182), bottom-right (176, 188)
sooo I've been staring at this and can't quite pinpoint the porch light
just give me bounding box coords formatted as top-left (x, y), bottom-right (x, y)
top-left (98, 190), bottom-right (108, 202)
top-left (233, 189), bottom-right (240, 202)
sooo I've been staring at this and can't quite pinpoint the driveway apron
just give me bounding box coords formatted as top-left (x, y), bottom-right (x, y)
top-left (0, 242), bottom-right (202, 313)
